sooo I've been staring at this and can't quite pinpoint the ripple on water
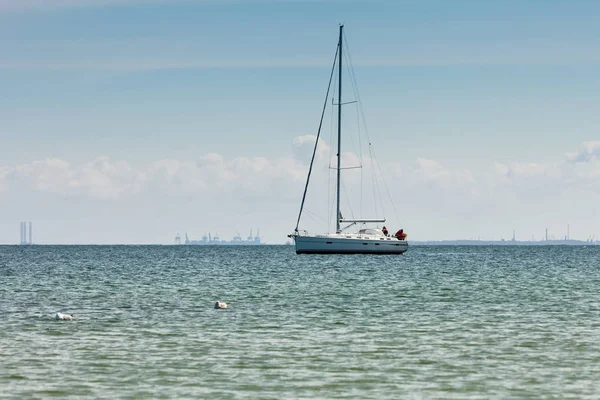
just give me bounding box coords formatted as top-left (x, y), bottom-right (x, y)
top-left (1, 245), bottom-right (600, 398)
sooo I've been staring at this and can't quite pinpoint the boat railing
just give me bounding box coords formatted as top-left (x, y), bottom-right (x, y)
top-left (289, 230), bottom-right (310, 237)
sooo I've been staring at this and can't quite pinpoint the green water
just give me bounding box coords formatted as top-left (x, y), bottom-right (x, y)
top-left (1, 245), bottom-right (599, 398)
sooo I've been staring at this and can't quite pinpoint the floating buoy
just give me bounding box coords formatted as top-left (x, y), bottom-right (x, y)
top-left (214, 301), bottom-right (228, 309)
top-left (55, 312), bottom-right (74, 321)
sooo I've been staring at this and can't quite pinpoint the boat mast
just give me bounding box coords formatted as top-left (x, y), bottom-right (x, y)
top-left (336, 24), bottom-right (343, 233)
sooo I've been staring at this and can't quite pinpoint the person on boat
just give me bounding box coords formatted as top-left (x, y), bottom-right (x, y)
top-left (382, 226), bottom-right (389, 236)
top-left (395, 229), bottom-right (407, 240)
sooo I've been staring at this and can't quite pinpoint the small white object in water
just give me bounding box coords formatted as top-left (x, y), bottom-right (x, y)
top-left (214, 301), bottom-right (228, 309)
top-left (55, 312), bottom-right (74, 321)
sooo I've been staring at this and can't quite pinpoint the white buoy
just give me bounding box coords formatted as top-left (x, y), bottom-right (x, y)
top-left (214, 301), bottom-right (228, 309)
top-left (55, 312), bottom-right (74, 321)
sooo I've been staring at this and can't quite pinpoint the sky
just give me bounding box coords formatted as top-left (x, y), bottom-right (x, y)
top-left (1, 0), bottom-right (599, 244)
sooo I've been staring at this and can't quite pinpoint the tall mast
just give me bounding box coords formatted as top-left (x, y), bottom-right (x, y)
top-left (336, 24), bottom-right (343, 233)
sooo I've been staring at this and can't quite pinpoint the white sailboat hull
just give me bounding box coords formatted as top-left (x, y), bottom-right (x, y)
top-left (293, 234), bottom-right (408, 255)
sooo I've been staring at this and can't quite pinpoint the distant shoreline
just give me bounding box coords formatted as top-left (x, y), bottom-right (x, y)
top-left (410, 240), bottom-right (599, 246)
top-left (3, 241), bottom-right (600, 246)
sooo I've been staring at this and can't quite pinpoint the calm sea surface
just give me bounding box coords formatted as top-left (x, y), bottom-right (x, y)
top-left (1, 245), bottom-right (599, 399)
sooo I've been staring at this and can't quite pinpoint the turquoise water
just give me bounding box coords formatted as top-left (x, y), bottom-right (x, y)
top-left (1, 245), bottom-right (599, 398)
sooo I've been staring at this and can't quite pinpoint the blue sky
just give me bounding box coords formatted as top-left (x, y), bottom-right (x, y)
top-left (1, 0), bottom-right (599, 243)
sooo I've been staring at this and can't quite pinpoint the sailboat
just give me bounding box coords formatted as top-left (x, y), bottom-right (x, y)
top-left (289, 25), bottom-right (409, 255)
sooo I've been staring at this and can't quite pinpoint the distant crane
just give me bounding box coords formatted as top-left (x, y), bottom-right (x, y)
top-left (185, 233), bottom-right (190, 245)
top-left (175, 233), bottom-right (181, 245)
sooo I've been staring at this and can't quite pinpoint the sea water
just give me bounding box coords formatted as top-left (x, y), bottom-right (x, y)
top-left (1, 245), bottom-right (599, 398)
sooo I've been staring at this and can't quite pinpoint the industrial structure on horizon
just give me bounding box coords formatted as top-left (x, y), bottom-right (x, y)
top-left (175, 229), bottom-right (262, 245)
top-left (413, 225), bottom-right (599, 246)
top-left (19, 221), bottom-right (33, 245)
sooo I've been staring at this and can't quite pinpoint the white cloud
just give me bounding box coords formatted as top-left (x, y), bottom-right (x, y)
top-left (292, 135), bottom-right (331, 163)
top-left (566, 141), bottom-right (600, 163)
top-left (0, 147), bottom-right (310, 202)
top-left (415, 158), bottom-right (442, 170)
top-left (492, 144), bottom-right (600, 193)
top-left (2, 140), bottom-right (599, 203)
top-left (1, 156), bottom-right (136, 199)
top-left (402, 158), bottom-right (477, 191)
top-left (1, 139), bottom-right (599, 243)
top-left (197, 153), bottom-right (223, 167)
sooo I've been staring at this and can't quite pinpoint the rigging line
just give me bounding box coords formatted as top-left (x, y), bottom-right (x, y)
top-left (356, 101), bottom-right (363, 218)
top-left (339, 178), bottom-right (356, 220)
top-left (328, 187), bottom-right (337, 233)
top-left (376, 169), bottom-right (386, 219)
top-left (368, 144), bottom-right (384, 217)
top-left (343, 46), bottom-right (364, 215)
top-left (303, 212), bottom-right (329, 230)
top-left (360, 141), bottom-right (364, 218)
top-left (303, 208), bottom-right (329, 225)
top-left (295, 43), bottom-right (339, 232)
top-left (343, 32), bottom-right (363, 127)
top-left (329, 64), bottom-right (338, 170)
top-left (327, 153), bottom-right (331, 229)
top-left (368, 144), bottom-right (380, 217)
top-left (341, 49), bottom-right (362, 169)
top-left (354, 92), bottom-right (363, 218)
top-left (344, 39), bottom-right (364, 143)
top-left (345, 31), bottom-right (401, 226)
top-left (343, 32), bottom-right (369, 219)
top-left (329, 166), bottom-right (362, 170)
top-left (372, 147), bottom-right (387, 220)
top-left (327, 70), bottom-right (338, 227)
top-left (371, 144), bottom-right (403, 227)
top-left (340, 37), bottom-right (368, 219)
top-left (344, 31), bottom-right (371, 146)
